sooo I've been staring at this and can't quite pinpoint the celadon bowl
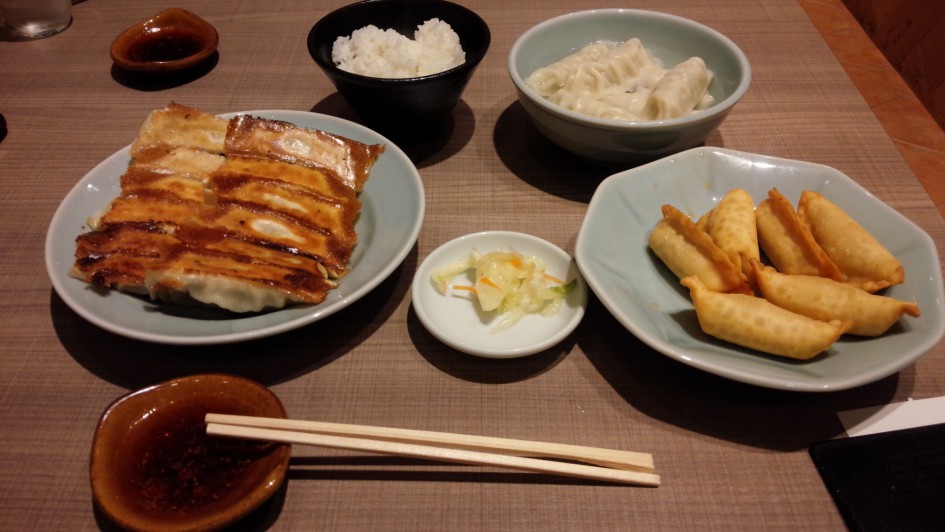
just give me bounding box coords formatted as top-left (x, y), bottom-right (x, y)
top-left (508, 9), bottom-right (751, 165)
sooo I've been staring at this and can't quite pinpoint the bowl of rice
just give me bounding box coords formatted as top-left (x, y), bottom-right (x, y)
top-left (307, 0), bottom-right (490, 139)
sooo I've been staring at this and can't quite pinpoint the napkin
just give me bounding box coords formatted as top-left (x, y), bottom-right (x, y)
top-left (838, 396), bottom-right (945, 437)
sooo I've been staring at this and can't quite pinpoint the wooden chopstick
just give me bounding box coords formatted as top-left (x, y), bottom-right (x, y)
top-left (205, 414), bottom-right (659, 487)
top-left (205, 413), bottom-right (653, 472)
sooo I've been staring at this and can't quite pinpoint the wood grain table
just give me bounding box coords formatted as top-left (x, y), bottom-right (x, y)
top-left (2, 1), bottom-right (943, 529)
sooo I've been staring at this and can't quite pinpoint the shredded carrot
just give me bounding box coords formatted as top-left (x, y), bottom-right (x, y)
top-left (452, 285), bottom-right (477, 294)
top-left (479, 277), bottom-right (499, 289)
top-left (543, 273), bottom-right (566, 285)
top-left (509, 257), bottom-right (524, 269)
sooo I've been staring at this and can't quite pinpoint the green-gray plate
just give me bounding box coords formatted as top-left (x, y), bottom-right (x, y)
top-left (45, 111), bottom-right (424, 345)
top-left (575, 147), bottom-right (944, 391)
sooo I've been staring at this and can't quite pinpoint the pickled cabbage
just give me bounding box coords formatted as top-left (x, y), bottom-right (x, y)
top-left (432, 249), bottom-right (575, 333)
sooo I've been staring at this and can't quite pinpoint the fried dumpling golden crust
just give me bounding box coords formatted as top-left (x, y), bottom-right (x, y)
top-left (225, 115), bottom-right (384, 193)
top-left (130, 103), bottom-right (228, 157)
top-left (681, 275), bottom-right (852, 360)
top-left (71, 104), bottom-right (383, 313)
top-left (797, 190), bottom-right (904, 292)
top-left (751, 260), bottom-right (919, 336)
top-left (648, 204), bottom-right (750, 294)
top-left (700, 188), bottom-right (759, 281)
top-left (130, 147), bottom-right (225, 181)
top-left (72, 222), bottom-right (335, 312)
top-left (755, 188), bottom-right (844, 281)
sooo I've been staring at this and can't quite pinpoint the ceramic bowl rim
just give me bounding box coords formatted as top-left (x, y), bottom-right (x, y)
top-left (508, 8), bottom-right (751, 130)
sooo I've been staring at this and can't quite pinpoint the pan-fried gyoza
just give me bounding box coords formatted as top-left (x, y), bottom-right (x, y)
top-left (71, 103), bottom-right (384, 313)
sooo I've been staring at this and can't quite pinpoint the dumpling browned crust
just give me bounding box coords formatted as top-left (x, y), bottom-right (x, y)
top-left (225, 114), bottom-right (384, 193)
top-left (130, 102), bottom-right (228, 157)
top-left (70, 104), bottom-right (384, 313)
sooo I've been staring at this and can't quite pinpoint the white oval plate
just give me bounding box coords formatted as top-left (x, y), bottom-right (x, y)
top-left (45, 110), bottom-right (425, 345)
top-left (576, 146), bottom-right (944, 391)
top-left (412, 231), bottom-right (587, 358)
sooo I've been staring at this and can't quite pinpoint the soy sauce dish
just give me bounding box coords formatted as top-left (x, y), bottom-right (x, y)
top-left (90, 374), bottom-right (290, 532)
top-left (110, 8), bottom-right (219, 72)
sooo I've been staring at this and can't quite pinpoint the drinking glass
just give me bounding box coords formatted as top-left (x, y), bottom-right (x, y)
top-left (0, 0), bottom-right (72, 39)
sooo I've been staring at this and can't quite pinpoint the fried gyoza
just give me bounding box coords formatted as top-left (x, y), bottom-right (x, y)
top-left (130, 147), bottom-right (226, 182)
top-left (681, 275), bottom-right (852, 360)
top-left (130, 102), bottom-right (228, 156)
top-left (751, 261), bottom-right (919, 336)
top-left (699, 188), bottom-right (759, 280)
top-left (72, 104), bottom-right (383, 313)
top-left (225, 115), bottom-right (383, 193)
top-left (755, 188), bottom-right (844, 281)
top-left (797, 190), bottom-right (904, 292)
top-left (648, 204), bottom-right (750, 294)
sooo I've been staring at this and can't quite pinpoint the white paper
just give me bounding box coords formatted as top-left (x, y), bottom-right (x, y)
top-left (838, 396), bottom-right (945, 437)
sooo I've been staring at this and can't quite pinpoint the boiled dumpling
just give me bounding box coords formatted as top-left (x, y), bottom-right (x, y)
top-left (641, 57), bottom-right (712, 120)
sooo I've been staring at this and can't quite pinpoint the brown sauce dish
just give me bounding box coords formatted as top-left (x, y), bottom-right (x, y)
top-left (90, 374), bottom-right (291, 531)
top-left (110, 8), bottom-right (219, 72)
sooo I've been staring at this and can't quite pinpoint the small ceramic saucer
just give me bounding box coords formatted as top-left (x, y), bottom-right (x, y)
top-left (110, 8), bottom-right (219, 72)
top-left (90, 374), bottom-right (290, 531)
top-left (412, 231), bottom-right (587, 358)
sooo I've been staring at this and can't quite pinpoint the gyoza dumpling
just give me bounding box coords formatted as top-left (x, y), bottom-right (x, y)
top-left (751, 261), bottom-right (919, 336)
top-left (524, 42), bottom-right (614, 98)
top-left (641, 57), bottom-right (713, 120)
top-left (569, 38), bottom-right (654, 95)
top-left (649, 205), bottom-right (750, 294)
top-left (755, 188), bottom-right (844, 281)
top-left (700, 188), bottom-right (759, 280)
top-left (681, 275), bottom-right (852, 360)
top-left (797, 190), bottom-right (904, 292)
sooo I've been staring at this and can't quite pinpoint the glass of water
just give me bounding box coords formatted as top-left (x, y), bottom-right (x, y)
top-left (0, 0), bottom-right (72, 39)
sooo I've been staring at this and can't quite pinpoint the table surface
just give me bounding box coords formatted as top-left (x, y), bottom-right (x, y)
top-left (2, 0), bottom-right (944, 530)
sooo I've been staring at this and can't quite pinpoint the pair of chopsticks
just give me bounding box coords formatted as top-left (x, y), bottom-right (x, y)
top-left (205, 414), bottom-right (659, 487)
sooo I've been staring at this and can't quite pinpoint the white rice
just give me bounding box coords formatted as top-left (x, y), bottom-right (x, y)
top-left (331, 18), bottom-right (465, 78)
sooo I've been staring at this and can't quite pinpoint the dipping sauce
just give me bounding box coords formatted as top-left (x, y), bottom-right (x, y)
top-left (126, 31), bottom-right (206, 63)
top-left (91, 374), bottom-right (290, 531)
top-left (110, 8), bottom-right (219, 72)
top-left (111, 395), bottom-right (283, 521)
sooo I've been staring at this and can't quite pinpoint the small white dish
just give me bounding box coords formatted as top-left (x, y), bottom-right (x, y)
top-left (412, 231), bottom-right (587, 358)
top-left (45, 110), bottom-right (424, 345)
top-left (576, 147), bottom-right (944, 391)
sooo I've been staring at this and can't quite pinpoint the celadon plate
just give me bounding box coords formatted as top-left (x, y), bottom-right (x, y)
top-left (575, 147), bottom-right (944, 391)
top-left (412, 231), bottom-right (588, 358)
top-left (45, 111), bottom-right (424, 345)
